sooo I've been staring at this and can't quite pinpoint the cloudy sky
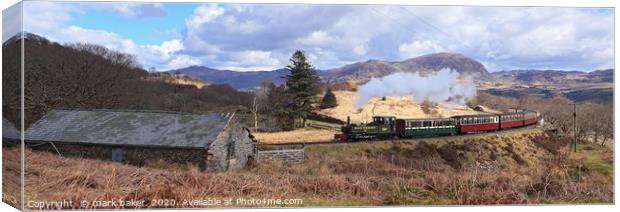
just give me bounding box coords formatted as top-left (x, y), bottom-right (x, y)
top-left (6, 1), bottom-right (614, 72)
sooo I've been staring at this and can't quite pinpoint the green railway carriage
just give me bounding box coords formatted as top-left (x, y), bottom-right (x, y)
top-left (395, 118), bottom-right (457, 137)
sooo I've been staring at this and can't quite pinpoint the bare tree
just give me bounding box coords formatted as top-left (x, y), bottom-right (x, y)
top-left (250, 79), bottom-right (273, 132)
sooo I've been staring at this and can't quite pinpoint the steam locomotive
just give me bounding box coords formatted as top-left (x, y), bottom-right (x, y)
top-left (334, 110), bottom-right (540, 141)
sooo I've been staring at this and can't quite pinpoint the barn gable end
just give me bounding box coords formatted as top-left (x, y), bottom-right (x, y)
top-left (2, 117), bottom-right (21, 141)
top-left (206, 114), bottom-right (255, 172)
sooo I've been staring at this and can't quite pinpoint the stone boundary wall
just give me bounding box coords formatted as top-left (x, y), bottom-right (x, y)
top-left (256, 149), bottom-right (304, 163)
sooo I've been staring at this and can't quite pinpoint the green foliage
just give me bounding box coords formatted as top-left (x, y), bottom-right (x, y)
top-left (319, 88), bottom-right (338, 109)
top-left (267, 83), bottom-right (295, 130)
top-left (578, 144), bottom-right (613, 175)
top-left (284, 50), bottom-right (321, 128)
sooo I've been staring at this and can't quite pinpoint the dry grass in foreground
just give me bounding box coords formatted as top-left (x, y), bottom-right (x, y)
top-left (3, 130), bottom-right (613, 210)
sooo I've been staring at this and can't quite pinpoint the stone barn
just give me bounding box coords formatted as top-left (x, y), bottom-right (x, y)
top-left (24, 109), bottom-right (255, 171)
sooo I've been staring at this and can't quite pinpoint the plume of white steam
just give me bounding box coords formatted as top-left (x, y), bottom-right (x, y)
top-left (355, 68), bottom-right (477, 108)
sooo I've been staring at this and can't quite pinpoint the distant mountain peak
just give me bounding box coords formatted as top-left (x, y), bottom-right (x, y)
top-left (324, 52), bottom-right (488, 83)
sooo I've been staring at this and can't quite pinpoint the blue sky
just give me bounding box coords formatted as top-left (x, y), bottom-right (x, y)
top-left (12, 1), bottom-right (614, 72)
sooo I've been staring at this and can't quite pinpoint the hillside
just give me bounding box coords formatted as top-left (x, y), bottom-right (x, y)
top-left (324, 53), bottom-right (489, 83)
top-left (2, 33), bottom-right (253, 127)
top-left (489, 69), bottom-right (613, 85)
top-left (317, 91), bottom-right (486, 123)
top-left (484, 69), bottom-right (613, 103)
top-left (143, 72), bottom-right (211, 88)
top-left (168, 66), bottom-right (289, 90)
top-left (7, 129), bottom-right (612, 209)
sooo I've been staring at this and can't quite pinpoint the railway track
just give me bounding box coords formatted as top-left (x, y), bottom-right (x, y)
top-left (257, 124), bottom-right (542, 147)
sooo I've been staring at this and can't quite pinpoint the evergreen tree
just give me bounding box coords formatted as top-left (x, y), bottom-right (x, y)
top-left (267, 83), bottom-right (295, 130)
top-left (320, 88), bottom-right (338, 109)
top-left (284, 50), bottom-right (321, 128)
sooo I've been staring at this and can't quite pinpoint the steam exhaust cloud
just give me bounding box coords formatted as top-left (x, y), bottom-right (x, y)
top-left (355, 68), bottom-right (477, 108)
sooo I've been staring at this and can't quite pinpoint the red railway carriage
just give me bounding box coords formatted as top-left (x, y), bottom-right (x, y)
top-left (523, 111), bottom-right (539, 125)
top-left (453, 114), bottom-right (499, 133)
top-left (499, 112), bottom-right (525, 129)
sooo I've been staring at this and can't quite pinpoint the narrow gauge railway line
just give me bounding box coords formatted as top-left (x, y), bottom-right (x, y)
top-left (258, 124), bottom-right (541, 147)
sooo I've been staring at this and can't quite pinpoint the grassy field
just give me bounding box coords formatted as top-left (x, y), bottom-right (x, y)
top-left (3, 128), bottom-right (613, 210)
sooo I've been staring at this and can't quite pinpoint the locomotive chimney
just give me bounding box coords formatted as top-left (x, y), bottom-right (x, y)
top-left (347, 116), bottom-right (350, 125)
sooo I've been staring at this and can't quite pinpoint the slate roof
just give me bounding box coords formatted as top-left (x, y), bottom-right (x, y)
top-left (2, 118), bottom-right (21, 140)
top-left (25, 109), bottom-right (234, 149)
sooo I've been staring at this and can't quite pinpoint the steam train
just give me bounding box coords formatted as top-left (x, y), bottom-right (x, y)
top-left (334, 110), bottom-right (540, 141)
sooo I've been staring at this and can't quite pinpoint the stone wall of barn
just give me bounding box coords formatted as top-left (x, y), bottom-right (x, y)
top-left (27, 142), bottom-right (207, 169)
top-left (206, 121), bottom-right (255, 172)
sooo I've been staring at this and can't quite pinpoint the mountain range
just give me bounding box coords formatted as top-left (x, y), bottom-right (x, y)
top-left (489, 69), bottom-right (613, 84)
top-left (168, 52), bottom-right (612, 103)
top-left (168, 66), bottom-right (289, 90)
top-left (169, 52), bottom-right (490, 90)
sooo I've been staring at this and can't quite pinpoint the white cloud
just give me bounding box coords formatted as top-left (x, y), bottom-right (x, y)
top-left (220, 50), bottom-right (283, 71)
top-left (19, 2), bottom-right (614, 72)
top-left (181, 4), bottom-right (224, 55)
top-left (398, 39), bottom-right (445, 59)
top-left (109, 3), bottom-right (166, 18)
top-left (20, 1), bottom-right (201, 71)
top-left (185, 4), bottom-right (224, 29)
top-left (353, 44), bottom-right (368, 56)
top-left (297, 31), bottom-right (333, 47)
top-left (23, 1), bottom-right (76, 40)
top-left (164, 55), bottom-right (201, 70)
top-left (391, 7), bottom-right (613, 71)
top-left (53, 26), bottom-right (200, 71)
top-left (59, 26), bottom-right (137, 53)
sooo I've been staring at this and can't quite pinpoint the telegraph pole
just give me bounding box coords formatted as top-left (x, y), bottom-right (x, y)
top-left (570, 103), bottom-right (578, 153)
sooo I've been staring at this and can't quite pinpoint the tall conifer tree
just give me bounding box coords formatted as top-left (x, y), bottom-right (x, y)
top-left (285, 50), bottom-right (321, 127)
